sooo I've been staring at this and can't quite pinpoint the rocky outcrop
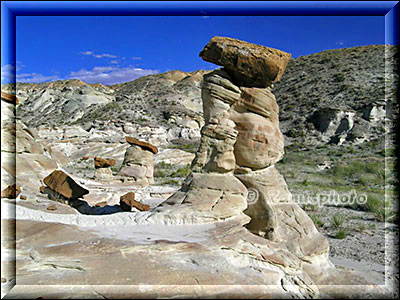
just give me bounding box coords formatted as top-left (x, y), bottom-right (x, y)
top-left (120, 192), bottom-right (150, 211)
top-left (1, 184), bottom-right (21, 199)
top-left (43, 170), bottom-right (89, 200)
top-left (200, 36), bottom-right (291, 88)
top-left (307, 108), bottom-right (356, 144)
top-left (119, 138), bottom-right (156, 186)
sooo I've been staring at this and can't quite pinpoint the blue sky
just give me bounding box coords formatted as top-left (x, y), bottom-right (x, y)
top-left (2, 15), bottom-right (386, 85)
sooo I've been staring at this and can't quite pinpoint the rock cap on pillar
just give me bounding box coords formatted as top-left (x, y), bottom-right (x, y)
top-left (199, 36), bottom-right (291, 88)
top-left (125, 136), bottom-right (158, 154)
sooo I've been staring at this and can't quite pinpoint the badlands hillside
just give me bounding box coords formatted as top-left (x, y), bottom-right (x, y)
top-left (4, 44), bottom-right (397, 148)
top-left (1, 42), bottom-right (398, 298)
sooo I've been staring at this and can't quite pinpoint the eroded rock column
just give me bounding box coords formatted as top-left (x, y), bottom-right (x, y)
top-left (119, 137), bottom-right (158, 186)
top-left (166, 37), bottom-right (330, 276)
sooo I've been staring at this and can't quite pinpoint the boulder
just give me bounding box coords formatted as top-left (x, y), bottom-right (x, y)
top-left (94, 157), bottom-right (115, 169)
top-left (43, 170), bottom-right (89, 199)
top-left (1, 184), bottom-right (21, 199)
top-left (120, 192), bottom-right (150, 212)
top-left (199, 36), bottom-right (291, 88)
top-left (126, 136), bottom-right (158, 154)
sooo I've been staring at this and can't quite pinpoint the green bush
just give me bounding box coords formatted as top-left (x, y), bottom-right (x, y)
top-left (334, 73), bottom-right (346, 82)
top-left (332, 214), bottom-right (345, 228)
top-left (104, 101), bottom-right (122, 111)
top-left (171, 165), bottom-right (191, 178)
top-left (335, 229), bottom-right (347, 239)
top-left (169, 143), bottom-right (199, 154)
top-left (310, 215), bottom-right (324, 228)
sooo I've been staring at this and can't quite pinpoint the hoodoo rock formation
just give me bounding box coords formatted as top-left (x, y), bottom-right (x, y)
top-left (119, 137), bottom-right (158, 186)
top-left (94, 157), bottom-right (115, 180)
top-left (192, 36), bottom-right (329, 260)
top-left (153, 36), bottom-right (343, 294)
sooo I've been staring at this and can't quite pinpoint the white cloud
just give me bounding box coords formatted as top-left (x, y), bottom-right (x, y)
top-left (68, 65), bottom-right (159, 85)
top-left (2, 62), bottom-right (59, 83)
top-left (16, 72), bottom-right (59, 83)
top-left (336, 40), bottom-right (345, 46)
top-left (80, 51), bottom-right (117, 59)
top-left (110, 60), bottom-right (119, 64)
top-left (1, 64), bottom-right (17, 82)
top-left (3, 60), bottom-right (157, 85)
top-left (131, 56), bottom-right (142, 60)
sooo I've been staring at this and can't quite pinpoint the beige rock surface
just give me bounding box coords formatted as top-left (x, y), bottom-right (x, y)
top-left (119, 145), bottom-right (154, 185)
top-left (230, 110), bottom-right (284, 169)
top-left (94, 167), bottom-right (113, 180)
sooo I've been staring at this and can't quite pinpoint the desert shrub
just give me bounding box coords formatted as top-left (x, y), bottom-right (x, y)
top-left (335, 229), bottom-right (347, 239)
top-left (104, 101), bottom-right (122, 111)
top-left (310, 215), bottom-right (324, 228)
top-left (154, 169), bottom-right (167, 178)
top-left (170, 143), bottom-right (199, 153)
top-left (334, 73), bottom-right (346, 82)
top-left (359, 194), bottom-right (389, 222)
top-left (162, 179), bottom-right (180, 186)
top-left (365, 194), bottom-right (382, 212)
top-left (332, 214), bottom-right (345, 228)
top-left (301, 178), bottom-right (309, 186)
top-left (356, 223), bottom-right (366, 232)
top-left (328, 160), bottom-right (385, 184)
top-left (171, 165), bottom-right (191, 178)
